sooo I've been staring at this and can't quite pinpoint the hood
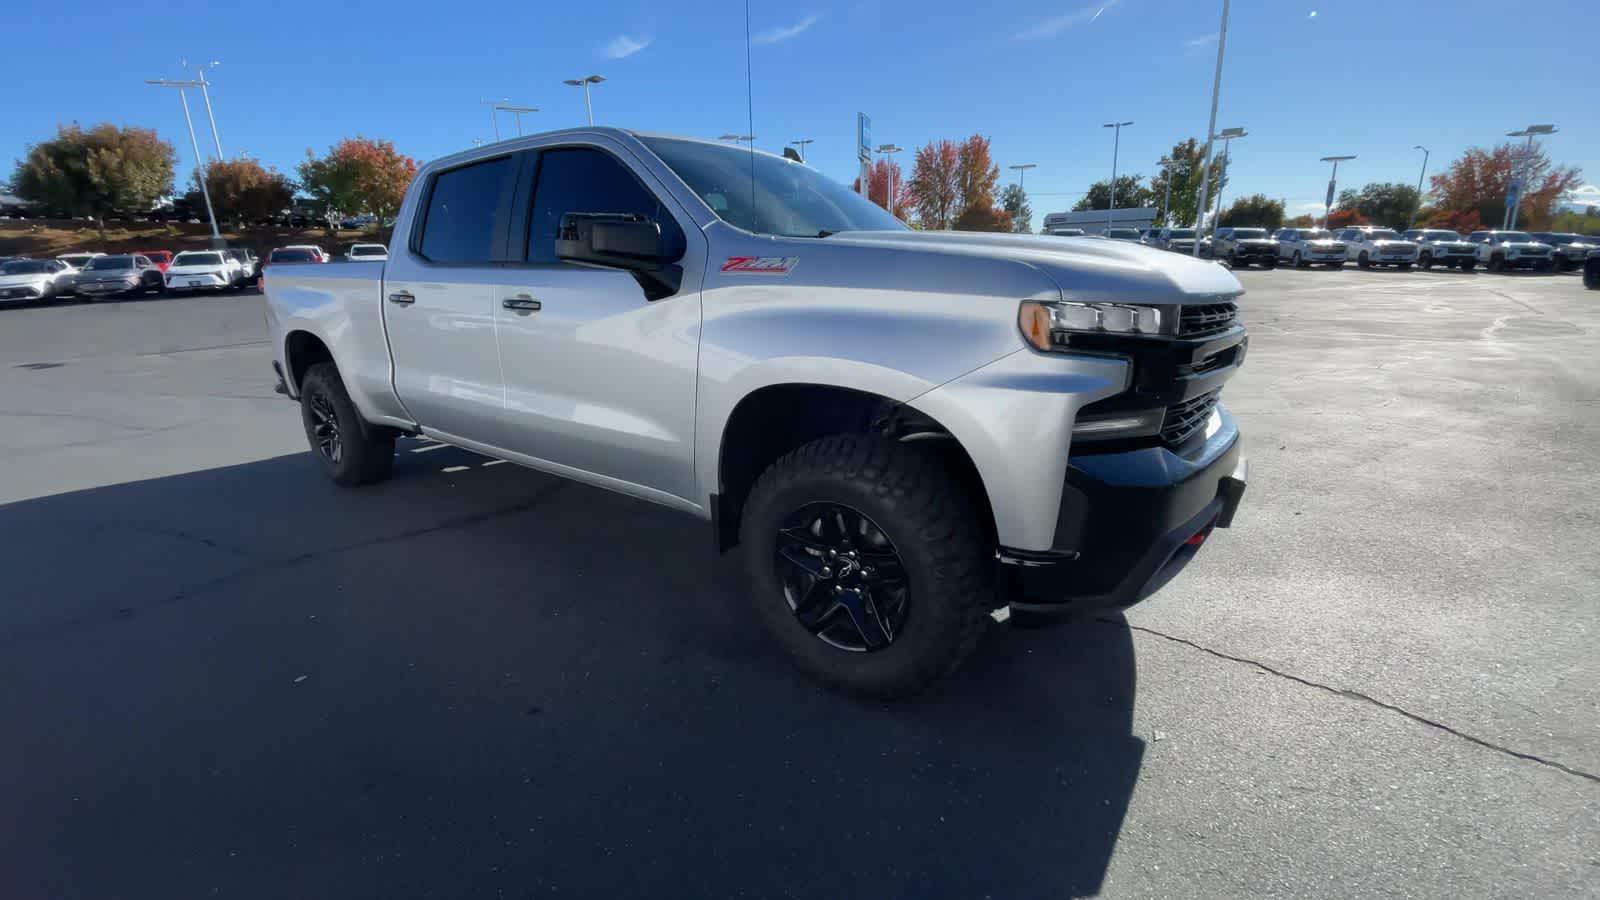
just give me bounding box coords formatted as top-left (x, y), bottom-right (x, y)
top-left (0, 273), bottom-right (53, 287)
top-left (168, 263), bottom-right (229, 275)
top-left (1233, 238), bottom-right (1276, 246)
top-left (826, 230), bottom-right (1242, 304)
top-left (78, 269), bottom-right (138, 280)
top-left (1372, 239), bottom-right (1417, 248)
top-left (1502, 241), bottom-right (1550, 249)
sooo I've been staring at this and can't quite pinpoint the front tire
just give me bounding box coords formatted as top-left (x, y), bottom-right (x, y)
top-left (1489, 254), bottom-right (1505, 272)
top-left (1292, 250), bottom-right (1305, 269)
top-left (298, 362), bottom-right (395, 486)
top-left (1358, 252), bottom-right (1371, 269)
top-left (1419, 252), bottom-right (1433, 270)
top-left (1397, 262), bottom-right (1413, 271)
top-left (1459, 259), bottom-right (1476, 272)
top-left (739, 434), bottom-right (992, 699)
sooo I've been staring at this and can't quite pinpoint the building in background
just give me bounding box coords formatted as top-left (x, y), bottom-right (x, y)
top-left (1041, 207), bottom-right (1158, 236)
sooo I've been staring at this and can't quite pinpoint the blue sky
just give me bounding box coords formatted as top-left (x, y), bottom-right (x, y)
top-left (3, 0), bottom-right (1596, 229)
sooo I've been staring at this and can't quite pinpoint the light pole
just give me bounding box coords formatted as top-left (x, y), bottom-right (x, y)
top-left (1408, 145), bottom-right (1430, 230)
top-left (480, 97), bottom-right (508, 141)
top-left (1319, 155), bottom-right (1356, 228)
top-left (187, 59), bottom-right (225, 160)
top-left (563, 75), bottom-right (605, 125)
top-left (1102, 121), bottom-right (1133, 232)
top-left (1158, 157), bottom-right (1174, 226)
top-left (1504, 124), bottom-right (1555, 230)
top-left (1209, 127), bottom-right (1247, 228)
top-left (1191, 0), bottom-right (1231, 256)
top-left (1009, 163), bottom-right (1036, 231)
top-left (790, 138), bottom-right (814, 162)
top-left (145, 78), bottom-right (221, 242)
top-left (877, 144), bottom-right (904, 213)
top-left (494, 104), bottom-right (538, 137)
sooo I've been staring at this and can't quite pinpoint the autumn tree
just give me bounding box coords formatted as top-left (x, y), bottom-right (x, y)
top-left (955, 135), bottom-right (1000, 217)
top-left (1428, 142), bottom-right (1582, 231)
top-left (1219, 194), bottom-right (1286, 230)
top-left (999, 183), bottom-right (1033, 233)
top-left (188, 158), bottom-right (295, 226)
top-left (1334, 182), bottom-right (1420, 229)
top-left (1072, 174), bottom-right (1157, 212)
top-left (298, 137), bottom-right (417, 229)
top-left (851, 157), bottom-right (912, 221)
top-left (1149, 137), bottom-right (1227, 228)
top-left (1286, 214), bottom-right (1316, 228)
top-left (906, 140), bottom-right (960, 230)
top-left (1325, 208), bottom-right (1369, 229)
top-left (10, 123), bottom-right (176, 239)
top-left (952, 204), bottom-right (1013, 233)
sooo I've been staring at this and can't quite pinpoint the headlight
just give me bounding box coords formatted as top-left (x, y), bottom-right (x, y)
top-left (1019, 300), bottom-right (1162, 350)
top-left (1071, 408), bottom-right (1165, 440)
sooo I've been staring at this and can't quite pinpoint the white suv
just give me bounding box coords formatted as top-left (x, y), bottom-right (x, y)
top-left (1272, 227), bottom-right (1347, 269)
top-left (1335, 227), bottom-right (1419, 270)
top-left (1401, 229), bottom-right (1479, 271)
top-left (1466, 231), bottom-right (1555, 272)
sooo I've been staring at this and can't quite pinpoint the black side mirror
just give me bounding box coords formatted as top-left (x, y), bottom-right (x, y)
top-left (556, 213), bottom-right (684, 299)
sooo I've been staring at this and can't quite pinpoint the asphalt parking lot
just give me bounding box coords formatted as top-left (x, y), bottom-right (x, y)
top-left (2, 269), bottom-right (1597, 899)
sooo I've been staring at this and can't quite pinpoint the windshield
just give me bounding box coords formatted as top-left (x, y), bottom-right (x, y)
top-left (1229, 228), bottom-right (1267, 239)
top-left (641, 137), bottom-right (906, 237)
top-left (1422, 231), bottom-right (1462, 241)
top-left (1106, 228), bottom-right (1139, 238)
top-left (1298, 230), bottom-right (1333, 240)
top-left (1498, 232), bottom-right (1533, 242)
top-left (59, 254), bottom-right (94, 264)
top-left (269, 249), bottom-right (316, 263)
top-left (84, 256), bottom-right (135, 270)
top-left (0, 260), bottom-right (54, 275)
top-left (1167, 229), bottom-right (1195, 239)
top-left (1368, 229), bottom-right (1401, 240)
top-left (1538, 233), bottom-right (1579, 244)
top-left (173, 252), bottom-right (223, 266)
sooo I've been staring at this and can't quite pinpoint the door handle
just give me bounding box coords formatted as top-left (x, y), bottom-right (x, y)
top-left (502, 295), bottom-right (542, 312)
top-left (388, 291), bottom-right (415, 306)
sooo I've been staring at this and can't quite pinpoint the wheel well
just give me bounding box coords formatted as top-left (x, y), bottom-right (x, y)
top-left (713, 384), bottom-right (996, 554)
top-left (284, 330), bottom-right (333, 391)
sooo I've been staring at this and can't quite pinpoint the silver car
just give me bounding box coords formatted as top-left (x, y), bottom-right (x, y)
top-left (0, 258), bottom-right (77, 302)
top-left (1402, 229), bottom-right (1479, 271)
top-left (1272, 227), bottom-right (1347, 269)
top-left (72, 254), bottom-right (167, 299)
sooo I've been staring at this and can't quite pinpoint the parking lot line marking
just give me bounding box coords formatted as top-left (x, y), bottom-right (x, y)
top-left (482, 459), bottom-right (508, 467)
top-left (441, 465), bottom-right (470, 473)
top-left (411, 443), bottom-right (450, 453)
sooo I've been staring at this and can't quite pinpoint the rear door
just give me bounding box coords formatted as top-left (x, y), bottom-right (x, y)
top-left (381, 152), bottom-right (519, 440)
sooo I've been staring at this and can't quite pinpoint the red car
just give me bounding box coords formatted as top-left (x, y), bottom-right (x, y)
top-left (138, 250), bottom-right (174, 272)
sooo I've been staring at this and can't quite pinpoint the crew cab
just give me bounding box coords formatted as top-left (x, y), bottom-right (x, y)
top-left (165, 251), bottom-right (237, 292)
top-left (1334, 227), bottom-right (1419, 269)
top-left (1211, 227), bottom-right (1278, 268)
top-left (263, 128), bottom-right (1249, 698)
top-left (1401, 229), bottom-right (1478, 270)
top-left (1467, 231), bottom-right (1555, 272)
top-left (1271, 227), bottom-right (1346, 268)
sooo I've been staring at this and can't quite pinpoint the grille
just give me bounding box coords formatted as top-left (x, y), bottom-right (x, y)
top-left (1162, 391), bottom-right (1220, 446)
top-left (1179, 301), bottom-right (1238, 337)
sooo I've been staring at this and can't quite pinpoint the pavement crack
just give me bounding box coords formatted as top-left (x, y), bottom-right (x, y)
top-left (1109, 618), bottom-right (1600, 786)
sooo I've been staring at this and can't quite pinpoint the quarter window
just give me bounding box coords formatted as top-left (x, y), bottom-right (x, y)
top-left (417, 155), bottom-right (516, 263)
top-left (525, 147), bottom-right (682, 264)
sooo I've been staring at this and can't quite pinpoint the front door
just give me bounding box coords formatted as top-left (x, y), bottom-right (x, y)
top-left (490, 141), bottom-right (703, 504)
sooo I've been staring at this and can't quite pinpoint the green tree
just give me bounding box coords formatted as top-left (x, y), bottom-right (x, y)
top-left (1335, 182), bottom-right (1421, 229)
top-left (187, 158), bottom-right (295, 226)
top-left (999, 183), bottom-right (1032, 233)
top-left (1149, 137), bottom-right (1227, 228)
top-left (298, 137), bottom-right (417, 231)
top-left (10, 123), bottom-right (176, 239)
top-left (1219, 194), bottom-right (1286, 229)
top-left (1072, 174), bottom-right (1157, 212)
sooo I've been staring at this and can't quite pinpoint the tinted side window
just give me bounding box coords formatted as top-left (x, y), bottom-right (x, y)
top-left (418, 156), bottom-right (515, 263)
top-left (526, 147), bottom-right (682, 264)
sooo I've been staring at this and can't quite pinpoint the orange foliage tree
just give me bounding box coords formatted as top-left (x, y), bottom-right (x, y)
top-left (852, 157), bottom-right (912, 220)
top-left (906, 140), bottom-right (960, 230)
top-left (1325, 208), bottom-right (1369, 229)
top-left (297, 137), bottom-right (417, 227)
top-left (1428, 142), bottom-right (1582, 231)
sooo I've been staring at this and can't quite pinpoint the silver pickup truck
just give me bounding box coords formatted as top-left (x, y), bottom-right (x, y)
top-left (264, 128), bottom-right (1249, 697)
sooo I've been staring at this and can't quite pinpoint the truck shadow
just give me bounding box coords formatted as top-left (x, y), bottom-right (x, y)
top-left (0, 444), bottom-right (1142, 900)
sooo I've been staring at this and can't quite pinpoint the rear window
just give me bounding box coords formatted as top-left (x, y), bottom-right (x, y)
top-left (350, 245), bottom-right (386, 257)
top-left (174, 252), bottom-right (223, 266)
top-left (269, 249), bottom-right (316, 263)
top-left (1230, 228), bottom-right (1267, 239)
top-left (84, 255), bottom-right (136, 270)
top-left (1, 260), bottom-right (54, 274)
top-left (417, 155), bottom-right (515, 263)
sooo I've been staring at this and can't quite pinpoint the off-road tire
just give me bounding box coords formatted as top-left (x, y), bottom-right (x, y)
top-left (298, 362), bottom-right (395, 486)
top-left (739, 434), bottom-right (993, 699)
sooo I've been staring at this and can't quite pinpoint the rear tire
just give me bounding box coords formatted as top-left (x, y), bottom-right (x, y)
top-left (739, 434), bottom-right (992, 699)
top-left (1292, 250), bottom-right (1305, 269)
top-left (1488, 254), bottom-right (1505, 272)
top-left (1419, 252), bottom-right (1433, 270)
top-left (1358, 252), bottom-right (1371, 269)
top-left (298, 362), bottom-right (395, 486)
top-left (1585, 263), bottom-right (1600, 290)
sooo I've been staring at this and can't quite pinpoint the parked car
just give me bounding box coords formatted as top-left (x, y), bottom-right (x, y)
top-left (1585, 248), bottom-right (1600, 290)
top-left (72, 254), bottom-right (166, 299)
top-left (1272, 227), bottom-right (1346, 268)
top-left (1529, 232), bottom-right (1600, 272)
top-left (0, 258), bottom-right (76, 303)
top-left (165, 251), bottom-right (238, 293)
top-left (1046, 227), bottom-right (1085, 237)
top-left (1138, 228), bottom-right (1160, 245)
top-left (1334, 227), bottom-right (1419, 269)
top-left (1156, 227), bottom-right (1197, 254)
top-left (138, 249), bottom-right (175, 272)
top-left (282, 244), bottom-right (331, 262)
top-left (346, 243), bottom-right (389, 261)
top-left (263, 129), bottom-right (1249, 698)
top-left (1466, 231), bottom-right (1555, 272)
top-left (1212, 227), bottom-right (1278, 268)
top-left (267, 247), bottom-right (322, 267)
top-left (1400, 229), bottom-right (1478, 270)
top-left (56, 251), bottom-right (104, 269)
top-left (1103, 227), bottom-right (1142, 242)
top-left (226, 248), bottom-right (259, 284)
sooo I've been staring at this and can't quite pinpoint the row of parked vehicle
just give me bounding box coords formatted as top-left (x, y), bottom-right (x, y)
top-left (0, 242), bottom-right (389, 304)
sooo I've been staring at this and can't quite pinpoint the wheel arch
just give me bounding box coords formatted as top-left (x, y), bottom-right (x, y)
top-left (282, 329), bottom-right (335, 397)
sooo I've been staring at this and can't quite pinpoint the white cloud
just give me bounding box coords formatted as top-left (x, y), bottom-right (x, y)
top-left (1564, 183), bottom-right (1600, 207)
top-left (751, 14), bottom-right (821, 45)
top-left (1308, 9), bottom-right (1318, 18)
top-left (1012, 0), bottom-right (1121, 40)
top-left (1185, 32), bottom-right (1219, 47)
top-left (603, 34), bottom-right (651, 58)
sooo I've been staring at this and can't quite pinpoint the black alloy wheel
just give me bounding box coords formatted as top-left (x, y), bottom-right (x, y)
top-left (308, 391), bottom-right (342, 464)
top-left (775, 502), bottom-right (910, 652)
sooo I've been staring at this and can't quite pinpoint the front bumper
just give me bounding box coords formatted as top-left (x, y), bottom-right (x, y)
top-left (76, 280), bottom-right (141, 296)
top-left (1000, 407), bottom-right (1246, 616)
top-left (1229, 244), bottom-right (1277, 262)
top-left (0, 284), bottom-right (45, 301)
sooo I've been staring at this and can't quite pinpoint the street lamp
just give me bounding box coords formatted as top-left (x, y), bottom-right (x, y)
top-left (1191, 0), bottom-right (1232, 256)
top-left (145, 78), bottom-right (221, 243)
top-left (480, 97), bottom-right (509, 141)
top-left (1319, 155), bottom-right (1356, 228)
top-left (1504, 124), bottom-right (1555, 229)
top-left (1408, 145), bottom-right (1430, 230)
top-left (1209, 127), bottom-right (1247, 230)
top-left (562, 75), bottom-right (606, 125)
top-left (877, 144), bottom-right (904, 213)
top-left (185, 59), bottom-right (225, 160)
top-left (790, 138), bottom-right (814, 162)
top-left (494, 104), bottom-right (539, 137)
top-left (1102, 121), bottom-right (1133, 232)
top-left (1157, 157), bottom-right (1174, 226)
top-left (1008, 163), bottom-right (1037, 193)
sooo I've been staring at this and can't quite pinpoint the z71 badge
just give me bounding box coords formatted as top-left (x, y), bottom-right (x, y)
top-left (721, 256), bottom-right (799, 274)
